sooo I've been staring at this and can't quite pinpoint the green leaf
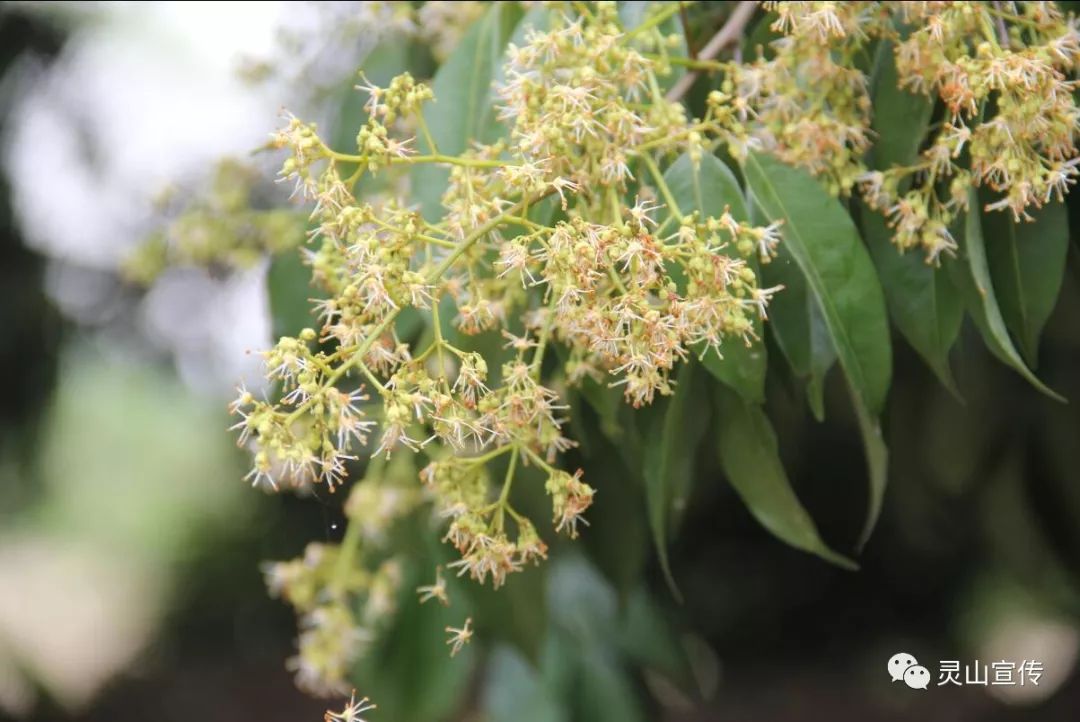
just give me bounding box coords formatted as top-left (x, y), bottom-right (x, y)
top-left (982, 196), bottom-right (1070, 367)
top-left (483, 644), bottom-right (568, 722)
top-left (949, 192), bottom-right (1064, 401)
top-left (743, 151), bottom-right (891, 546)
top-left (468, 561), bottom-right (548, 663)
top-left (867, 40), bottom-right (933, 173)
top-left (863, 40), bottom-right (963, 393)
top-left (752, 199), bottom-right (836, 419)
top-left (412, 3), bottom-right (521, 220)
top-left (642, 362), bottom-right (709, 600)
top-left (663, 152), bottom-right (767, 403)
top-left (863, 210), bottom-right (963, 393)
top-left (617, 587), bottom-right (694, 689)
top-left (714, 385), bottom-right (857, 569)
top-left (572, 408), bottom-right (649, 594)
top-left (267, 250), bottom-right (312, 338)
top-left (354, 548), bottom-right (475, 722)
top-left (573, 649), bottom-right (647, 722)
top-left (744, 152), bottom-right (892, 415)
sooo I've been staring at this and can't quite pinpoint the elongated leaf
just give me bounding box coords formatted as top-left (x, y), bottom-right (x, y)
top-left (643, 362), bottom-right (708, 599)
top-left (949, 192), bottom-right (1064, 400)
top-left (744, 155), bottom-right (891, 414)
top-left (982, 196), bottom-right (1069, 366)
top-left (753, 199), bottom-right (836, 419)
top-left (663, 153), bottom-right (767, 403)
top-left (868, 40), bottom-right (933, 173)
top-left (744, 151), bottom-right (891, 545)
top-left (413, 3), bottom-right (520, 220)
top-left (863, 210), bottom-right (963, 393)
top-left (715, 385), bottom-right (856, 569)
top-left (864, 40), bottom-right (963, 392)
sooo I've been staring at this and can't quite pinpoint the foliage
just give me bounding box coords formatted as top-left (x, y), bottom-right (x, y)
top-left (131, 1), bottom-right (1080, 717)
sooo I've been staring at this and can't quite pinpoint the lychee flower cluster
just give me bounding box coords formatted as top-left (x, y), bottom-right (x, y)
top-left (230, 3), bottom-right (782, 692)
top-left (728, 1), bottom-right (884, 195)
top-left (862, 1), bottom-right (1080, 261)
top-left (700, 2), bottom-right (1080, 263)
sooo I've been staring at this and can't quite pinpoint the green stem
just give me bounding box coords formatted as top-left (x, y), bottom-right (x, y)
top-left (494, 447), bottom-right (520, 532)
top-left (463, 444), bottom-right (515, 466)
top-left (644, 53), bottom-right (726, 71)
top-left (640, 152), bottom-right (683, 220)
top-left (432, 296), bottom-right (448, 380)
top-left (521, 445), bottom-right (556, 475)
top-left (327, 149), bottom-right (512, 169)
top-left (625, 1), bottom-right (689, 38)
top-left (530, 295), bottom-right (557, 380)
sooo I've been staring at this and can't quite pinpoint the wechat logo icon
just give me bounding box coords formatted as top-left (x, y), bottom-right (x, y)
top-left (889, 652), bottom-right (930, 690)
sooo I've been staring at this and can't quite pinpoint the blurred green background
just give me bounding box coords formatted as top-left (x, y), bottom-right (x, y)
top-left (3, 3), bottom-right (1080, 722)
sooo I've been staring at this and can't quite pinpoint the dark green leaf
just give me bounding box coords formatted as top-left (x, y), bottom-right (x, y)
top-left (753, 199), bottom-right (836, 419)
top-left (867, 40), bottom-right (933, 173)
top-left (663, 152), bottom-right (767, 403)
top-left (714, 385), bottom-right (857, 569)
top-left (983, 196), bottom-right (1070, 367)
top-left (949, 192), bottom-right (1064, 400)
top-left (642, 362), bottom-right (708, 599)
top-left (743, 151), bottom-right (891, 545)
top-left (864, 40), bottom-right (963, 393)
top-left (572, 405), bottom-right (649, 594)
top-left (863, 210), bottom-right (963, 393)
top-left (744, 152), bottom-right (892, 414)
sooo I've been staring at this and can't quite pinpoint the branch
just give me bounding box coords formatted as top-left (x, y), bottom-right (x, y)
top-left (665, 0), bottom-right (757, 103)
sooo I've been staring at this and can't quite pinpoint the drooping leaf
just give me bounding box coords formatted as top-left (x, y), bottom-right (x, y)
top-left (744, 152), bottom-right (892, 414)
top-left (948, 192), bottom-right (1064, 401)
top-left (753, 198), bottom-right (836, 419)
top-left (982, 195), bottom-right (1070, 367)
top-left (863, 211), bottom-right (964, 394)
top-left (571, 403), bottom-right (649, 595)
top-left (642, 362), bottom-right (708, 599)
top-left (868, 40), bottom-right (934, 174)
top-left (663, 153), bottom-right (767, 403)
top-left (413, 3), bottom-right (521, 220)
top-left (743, 151), bottom-right (891, 546)
top-left (864, 40), bottom-right (963, 393)
top-left (714, 385), bottom-right (857, 569)
top-left (617, 587), bottom-right (695, 691)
